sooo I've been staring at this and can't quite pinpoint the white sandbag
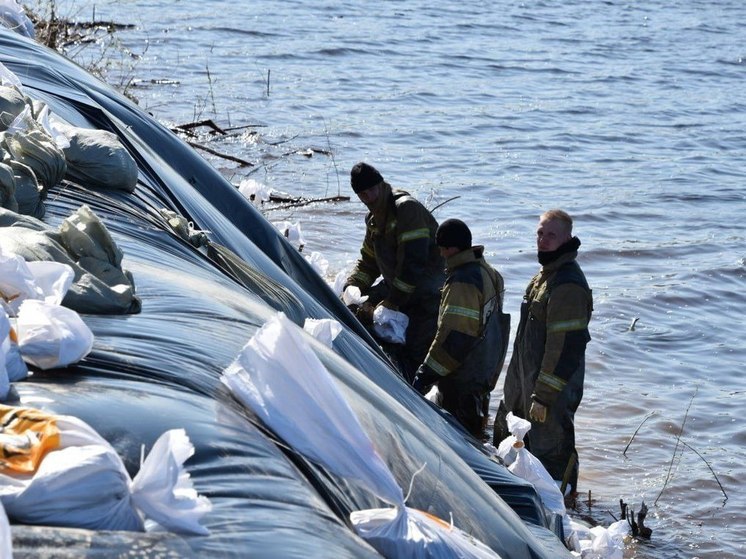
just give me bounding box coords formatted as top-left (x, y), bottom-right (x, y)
top-left (303, 318), bottom-right (343, 347)
top-left (0, 498), bottom-right (11, 559)
top-left (351, 507), bottom-right (502, 559)
top-left (272, 220), bottom-right (305, 250)
top-left (16, 299), bottom-right (93, 369)
top-left (60, 124), bottom-right (138, 192)
top-left (304, 250), bottom-right (328, 277)
top-left (579, 522), bottom-right (626, 559)
top-left (1, 308), bottom-right (26, 396)
top-left (221, 313), bottom-right (403, 505)
top-left (496, 412), bottom-right (565, 517)
top-left (222, 312), bottom-right (501, 559)
top-left (0, 405), bottom-right (211, 535)
top-left (372, 305), bottom-right (409, 344)
top-left (131, 429), bottom-right (212, 536)
top-left (237, 178), bottom-right (270, 206)
top-left (25, 261), bottom-right (75, 306)
top-left (342, 284), bottom-right (368, 306)
top-left (0, 408), bottom-right (144, 530)
top-left (0, 246), bottom-right (43, 315)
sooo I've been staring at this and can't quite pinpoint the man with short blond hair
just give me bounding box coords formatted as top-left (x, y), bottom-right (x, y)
top-left (495, 209), bottom-right (593, 496)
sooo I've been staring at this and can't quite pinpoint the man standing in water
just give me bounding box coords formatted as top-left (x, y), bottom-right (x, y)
top-left (495, 209), bottom-right (593, 497)
top-left (344, 162), bottom-right (445, 383)
top-left (413, 219), bottom-right (509, 439)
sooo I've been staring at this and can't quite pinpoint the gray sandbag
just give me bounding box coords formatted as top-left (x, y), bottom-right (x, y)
top-left (7, 158), bottom-right (44, 219)
top-left (0, 84), bottom-right (26, 130)
top-left (0, 207), bottom-right (141, 315)
top-left (0, 160), bottom-right (17, 212)
top-left (2, 111), bottom-right (66, 192)
top-left (60, 124), bottom-right (138, 192)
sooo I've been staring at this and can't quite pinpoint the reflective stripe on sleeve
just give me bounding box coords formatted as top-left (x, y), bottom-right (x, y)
top-left (538, 371), bottom-right (567, 392)
top-left (442, 304), bottom-right (480, 322)
top-left (393, 277), bottom-right (416, 293)
top-left (547, 318), bottom-right (588, 333)
top-left (398, 228), bottom-right (430, 243)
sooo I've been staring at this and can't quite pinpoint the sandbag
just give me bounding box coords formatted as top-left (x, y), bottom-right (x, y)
top-left (0, 159), bottom-right (16, 211)
top-left (0, 207), bottom-right (141, 314)
top-left (6, 158), bottom-right (43, 219)
top-left (16, 299), bottom-right (94, 370)
top-left (1, 306), bottom-right (27, 396)
top-left (0, 405), bottom-right (211, 534)
top-left (222, 313), bottom-right (502, 558)
top-left (0, 83), bottom-right (25, 130)
top-left (60, 123), bottom-right (138, 192)
top-left (3, 107), bottom-right (66, 191)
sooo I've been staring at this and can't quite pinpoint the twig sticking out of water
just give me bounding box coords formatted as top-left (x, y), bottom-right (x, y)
top-left (430, 195), bottom-right (461, 213)
top-left (678, 439), bottom-right (728, 504)
top-left (654, 386), bottom-right (698, 506)
top-left (623, 411), bottom-right (657, 457)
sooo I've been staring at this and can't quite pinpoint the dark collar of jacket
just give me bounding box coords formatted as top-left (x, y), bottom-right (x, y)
top-left (445, 245), bottom-right (484, 274)
top-left (540, 248), bottom-right (578, 274)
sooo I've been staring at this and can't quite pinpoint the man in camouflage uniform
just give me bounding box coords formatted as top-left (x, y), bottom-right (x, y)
top-left (495, 209), bottom-right (593, 495)
top-left (345, 162), bottom-right (445, 382)
top-left (413, 219), bottom-right (509, 439)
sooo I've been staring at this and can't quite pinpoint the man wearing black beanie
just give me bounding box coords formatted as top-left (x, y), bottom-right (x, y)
top-left (413, 219), bottom-right (509, 439)
top-left (344, 162), bottom-right (445, 382)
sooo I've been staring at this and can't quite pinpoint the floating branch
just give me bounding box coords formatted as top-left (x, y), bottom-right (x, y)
top-left (174, 119), bottom-right (227, 135)
top-left (187, 141), bottom-right (254, 167)
top-left (264, 195), bottom-right (350, 211)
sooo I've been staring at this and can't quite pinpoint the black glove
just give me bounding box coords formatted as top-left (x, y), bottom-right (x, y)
top-left (412, 366), bottom-right (440, 395)
top-left (354, 302), bottom-right (375, 326)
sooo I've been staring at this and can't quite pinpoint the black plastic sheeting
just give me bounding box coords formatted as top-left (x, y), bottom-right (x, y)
top-left (0, 29), bottom-right (572, 559)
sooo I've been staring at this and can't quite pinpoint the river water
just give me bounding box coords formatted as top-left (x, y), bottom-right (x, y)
top-left (39, 1), bottom-right (745, 557)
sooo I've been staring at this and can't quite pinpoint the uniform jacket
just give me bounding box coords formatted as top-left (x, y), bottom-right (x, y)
top-left (507, 247), bottom-right (593, 408)
top-left (423, 246), bottom-right (504, 379)
top-left (347, 183), bottom-right (444, 309)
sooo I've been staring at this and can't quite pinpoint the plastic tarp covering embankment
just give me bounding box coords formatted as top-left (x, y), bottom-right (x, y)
top-left (0, 29), bottom-right (572, 559)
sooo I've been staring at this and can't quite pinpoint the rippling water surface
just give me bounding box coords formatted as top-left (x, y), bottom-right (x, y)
top-left (48, 1), bottom-right (746, 556)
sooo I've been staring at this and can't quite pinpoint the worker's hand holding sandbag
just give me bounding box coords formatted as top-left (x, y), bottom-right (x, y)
top-left (0, 405), bottom-right (211, 534)
top-left (529, 400), bottom-right (547, 423)
top-left (412, 366), bottom-right (440, 395)
top-left (372, 304), bottom-right (408, 344)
